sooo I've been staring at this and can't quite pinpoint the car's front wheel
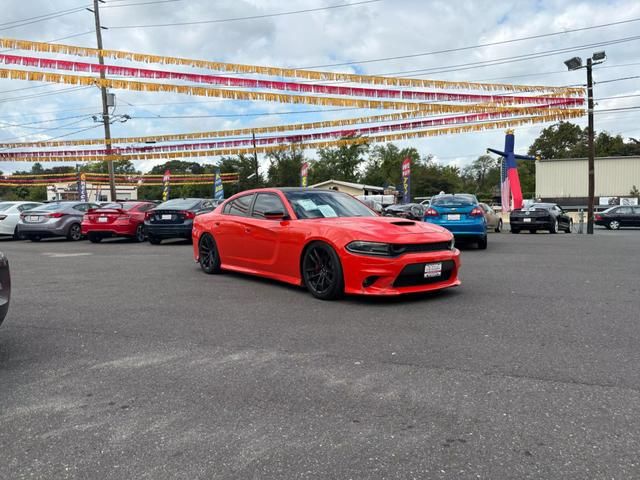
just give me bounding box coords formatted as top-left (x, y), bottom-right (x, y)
top-left (302, 242), bottom-right (344, 300)
top-left (67, 223), bottom-right (82, 241)
top-left (198, 233), bottom-right (221, 274)
top-left (133, 224), bottom-right (146, 243)
top-left (609, 220), bottom-right (620, 230)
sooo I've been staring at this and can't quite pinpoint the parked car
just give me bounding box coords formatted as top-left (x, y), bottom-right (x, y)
top-left (0, 201), bottom-right (43, 239)
top-left (82, 201), bottom-right (157, 243)
top-left (144, 198), bottom-right (218, 244)
top-left (384, 203), bottom-right (425, 221)
top-left (359, 198), bottom-right (384, 214)
top-left (510, 203), bottom-right (573, 233)
top-left (0, 250), bottom-right (10, 327)
top-left (595, 206), bottom-right (640, 230)
top-left (478, 203), bottom-right (503, 232)
top-left (193, 188), bottom-right (460, 299)
top-left (424, 194), bottom-right (487, 249)
top-left (17, 201), bottom-right (99, 242)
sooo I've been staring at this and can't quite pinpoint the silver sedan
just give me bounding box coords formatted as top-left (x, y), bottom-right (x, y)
top-left (479, 203), bottom-right (503, 233)
top-left (17, 201), bottom-right (99, 242)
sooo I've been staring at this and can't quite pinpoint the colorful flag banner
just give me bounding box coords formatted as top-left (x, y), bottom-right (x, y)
top-left (78, 172), bottom-right (87, 201)
top-left (213, 168), bottom-right (224, 200)
top-left (162, 169), bottom-right (170, 201)
top-left (301, 162), bottom-right (310, 188)
top-left (402, 158), bottom-right (411, 204)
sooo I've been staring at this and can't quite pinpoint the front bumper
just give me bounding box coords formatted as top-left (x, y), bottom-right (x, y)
top-left (340, 248), bottom-right (461, 296)
top-left (144, 222), bottom-right (192, 239)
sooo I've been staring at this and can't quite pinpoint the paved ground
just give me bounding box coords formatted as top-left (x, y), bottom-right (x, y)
top-left (1, 228), bottom-right (639, 479)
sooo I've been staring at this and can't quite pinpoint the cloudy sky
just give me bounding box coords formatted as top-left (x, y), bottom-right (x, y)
top-left (0, 0), bottom-right (639, 174)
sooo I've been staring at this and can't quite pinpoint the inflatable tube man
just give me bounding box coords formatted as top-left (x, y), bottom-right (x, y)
top-left (487, 130), bottom-right (537, 211)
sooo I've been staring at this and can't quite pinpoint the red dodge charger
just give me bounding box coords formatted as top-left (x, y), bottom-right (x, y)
top-left (192, 188), bottom-right (461, 299)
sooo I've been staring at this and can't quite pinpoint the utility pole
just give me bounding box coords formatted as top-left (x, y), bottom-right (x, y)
top-left (91, 0), bottom-right (117, 201)
top-left (251, 131), bottom-right (259, 185)
top-left (586, 58), bottom-right (595, 235)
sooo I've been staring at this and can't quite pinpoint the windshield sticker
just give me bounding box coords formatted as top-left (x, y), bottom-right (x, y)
top-left (317, 205), bottom-right (338, 217)
top-left (298, 199), bottom-right (319, 210)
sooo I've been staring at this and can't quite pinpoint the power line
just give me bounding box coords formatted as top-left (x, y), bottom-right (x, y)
top-left (596, 75), bottom-right (640, 84)
top-left (0, 86), bottom-right (94, 104)
top-left (0, 7), bottom-right (88, 32)
top-left (108, 0), bottom-right (382, 29)
top-left (0, 4), bottom-right (87, 28)
top-left (102, 0), bottom-right (182, 8)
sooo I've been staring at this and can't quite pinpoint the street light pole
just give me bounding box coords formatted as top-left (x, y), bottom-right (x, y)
top-left (586, 58), bottom-right (595, 235)
top-left (91, 0), bottom-right (117, 202)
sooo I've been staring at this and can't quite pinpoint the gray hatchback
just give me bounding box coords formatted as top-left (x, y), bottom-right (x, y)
top-left (17, 201), bottom-right (99, 242)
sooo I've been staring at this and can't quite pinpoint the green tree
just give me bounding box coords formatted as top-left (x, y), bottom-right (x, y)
top-left (137, 160), bottom-right (222, 200)
top-left (310, 137), bottom-right (369, 184)
top-left (361, 143), bottom-right (420, 190)
top-left (267, 148), bottom-right (307, 187)
top-left (461, 155), bottom-right (500, 195)
top-left (630, 185), bottom-right (640, 197)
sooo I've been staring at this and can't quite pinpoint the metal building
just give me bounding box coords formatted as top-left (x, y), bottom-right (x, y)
top-left (536, 156), bottom-right (640, 205)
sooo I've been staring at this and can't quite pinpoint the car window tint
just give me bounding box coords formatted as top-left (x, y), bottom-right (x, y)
top-left (73, 204), bottom-right (88, 212)
top-left (136, 203), bottom-right (155, 212)
top-left (0, 203), bottom-right (15, 211)
top-left (633, 207), bottom-right (640, 214)
top-left (252, 194), bottom-right (285, 218)
top-left (227, 194), bottom-right (254, 216)
top-left (617, 207), bottom-right (632, 214)
top-left (431, 195), bottom-right (476, 206)
top-left (156, 199), bottom-right (201, 210)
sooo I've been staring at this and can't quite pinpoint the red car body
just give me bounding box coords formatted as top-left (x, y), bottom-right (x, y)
top-left (82, 201), bottom-right (155, 242)
top-left (193, 188), bottom-right (461, 296)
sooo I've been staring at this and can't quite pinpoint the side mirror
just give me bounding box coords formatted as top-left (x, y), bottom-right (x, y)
top-left (264, 210), bottom-right (289, 220)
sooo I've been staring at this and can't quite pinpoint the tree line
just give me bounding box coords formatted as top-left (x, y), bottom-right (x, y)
top-left (2, 121), bottom-right (639, 202)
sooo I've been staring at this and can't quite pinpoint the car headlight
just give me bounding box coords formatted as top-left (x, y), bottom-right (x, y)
top-left (448, 237), bottom-right (455, 250)
top-left (346, 241), bottom-right (392, 256)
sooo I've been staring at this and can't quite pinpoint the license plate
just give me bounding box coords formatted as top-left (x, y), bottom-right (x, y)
top-left (447, 214), bottom-right (460, 221)
top-left (98, 217), bottom-right (108, 223)
top-left (523, 217), bottom-right (532, 223)
top-left (28, 215), bottom-right (39, 222)
top-left (424, 262), bottom-right (442, 278)
top-left (161, 214), bottom-right (172, 220)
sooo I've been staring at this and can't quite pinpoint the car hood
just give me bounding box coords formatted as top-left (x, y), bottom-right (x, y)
top-left (308, 216), bottom-right (452, 242)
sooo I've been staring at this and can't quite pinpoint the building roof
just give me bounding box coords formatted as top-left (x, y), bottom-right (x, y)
top-left (309, 179), bottom-right (384, 191)
top-left (538, 155), bottom-right (640, 162)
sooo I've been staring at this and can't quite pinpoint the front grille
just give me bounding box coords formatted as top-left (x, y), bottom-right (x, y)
top-left (390, 242), bottom-right (450, 255)
top-left (392, 260), bottom-right (455, 288)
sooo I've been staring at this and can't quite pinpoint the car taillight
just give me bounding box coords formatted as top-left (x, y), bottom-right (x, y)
top-left (145, 212), bottom-right (152, 220)
top-left (470, 207), bottom-right (484, 216)
top-left (181, 210), bottom-right (196, 219)
top-left (424, 208), bottom-right (439, 217)
top-left (47, 212), bottom-right (66, 218)
top-left (595, 214), bottom-right (602, 221)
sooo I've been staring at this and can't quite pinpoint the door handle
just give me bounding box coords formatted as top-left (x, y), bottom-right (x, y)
top-left (245, 227), bottom-right (252, 233)
top-left (214, 222), bottom-right (220, 226)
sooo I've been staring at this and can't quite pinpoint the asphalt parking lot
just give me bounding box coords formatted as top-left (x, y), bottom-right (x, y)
top-left (1, 229), bottom-right (639, 479)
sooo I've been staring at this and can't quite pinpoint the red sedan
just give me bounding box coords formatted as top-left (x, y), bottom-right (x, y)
top-left (82, 201), bottom-right (156, 243)
top-left (192, 188), bottom-right (461, 299)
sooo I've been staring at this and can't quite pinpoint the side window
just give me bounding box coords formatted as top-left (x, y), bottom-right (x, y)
top-left (225, 194), bottom-right (254, 216)
top-left (633, 207), bottom-right (640, 214)
top-left (617, 207), bottom-right (632, 214)
top-left (137, 203), bottom-right (154, 212)
top-left (201, 201), bottom-right (213, 209)
top-left (73, 204), bottom-right (88, 212)
top-left (17, 204), bottom-right (29, 212)
top-left (252, 194), bottom-right (286, 219)
top-left (223, 202), bottom-right (232, 214)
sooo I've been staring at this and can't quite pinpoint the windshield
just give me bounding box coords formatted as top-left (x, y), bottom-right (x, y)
top-left (0, 202), bottom-right (15, 211)
top-left (156, 199), bottom-right (200, 210)
top-left (284, 190), bottom-right (376, 219)
top-left (431, 195), bottom-right (477, 206)
top-left (528, 203), bottom-right (554, 210)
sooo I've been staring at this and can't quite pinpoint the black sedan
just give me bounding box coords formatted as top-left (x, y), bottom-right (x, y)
top-left (383, 203), bottom-right (425, 221)
top-left (0, 251), bottom-right (10, 327)
top-left (144, 198), bottom-right (218, 244)
top-left (595, 206), bottom-right (640, 230)
top-left (510, 203), bottom-right (573, 234)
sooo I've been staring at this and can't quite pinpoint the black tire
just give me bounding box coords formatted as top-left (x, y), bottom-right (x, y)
top-left (198, 233), bottom-right (221, 274)
top-left (529, 229), bottom-right (536, 234)
top-left (67, 223), bottom-right (82, 241)
top-left (88, 233), bottom-right (102, 243)
top-left (565, 220), bottom-right (573, 233)
top-left (133, 224), bottom-right (146, 243)
top-left (511, 228), bottom-right (520, 234)
top-left (494, 220), bottom-right (502, 233)
top-left (148, 235), bottom-right (161, 245)
top-left (302, 242), bottom-right (344, 300)
top-left (29, 235), bottom-right (41, 242)
top-left (12, 226), bottom-right (24, 240)
top-left (549, 219), bottom-right (558, 234)
top-left (477, 235), bottom-right (488, 250)
top-left (608, 220), bottom-right (621, 230)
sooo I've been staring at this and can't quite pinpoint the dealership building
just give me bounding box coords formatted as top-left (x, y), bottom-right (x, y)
top-left (536, 156), bottom-right (640, 206)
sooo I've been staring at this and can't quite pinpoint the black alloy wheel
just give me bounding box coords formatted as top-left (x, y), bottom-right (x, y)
top-left (12, 226), bottom-right (23, 240)
top-left (565, 219), bottom-right (573, 233)
top-left (198, 233), bottom-right (221, 274)
top-left (134, 224), bottom-right (146, 243)
top-left (88, 233), bottom-right (102, 243)
top-left (67, 223), bottom-right (82, 241)
top-left (302, 242), bottom-right (344, 300)
top-left (549, 219), bottom-right (558, 234)
top-left (529, 229), bottom-right (536, 234)
top-left (477, 235), bottom-right (488, 250)
top-left (148, 235), bottom-right (162, 245)
top-left (511, 228), bottom-right (520, 234)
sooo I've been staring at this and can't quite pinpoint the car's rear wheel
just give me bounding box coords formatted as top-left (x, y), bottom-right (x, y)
top-left (28, 235), bottom-right (41, 242)
top-left (609, 220), bottom-right (620, 230)
top-left (549, 219), bottom-right (558, 234)
top-left (88, 233), bottom-right (102, 243)
top-left (198, 233), bottom-right (221, 274)
top-left (529, 229), bottom-right (536, 234)
top-left (565, 220), bottom-right (573, 233)
top-left (12, 226), bottom-right (23, 240)
top-left (67, 223), bottom-right (82, 241)
top-left (302, 242), bottom-right (344, 300)
top-left (477, 235), bottom-right (488, 250)
top-left (148, 235), bottom-right (161, 245)
top-left (133, 224), bottom-right (145, 243)
top-left (495, 220), bottom-right (502, 233)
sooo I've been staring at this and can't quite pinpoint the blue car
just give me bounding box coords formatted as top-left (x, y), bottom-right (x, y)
top-left (424, 194), bottom-right (487, 249)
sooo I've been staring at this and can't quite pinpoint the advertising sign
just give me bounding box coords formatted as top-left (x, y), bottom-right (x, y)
top-left (162, 169), bottom-right (171, 201)
top-left (401, 157), bottom-right (411, 204)
top-left (301, 162), bottom-right (309, 188)
top-left (213, 168), bottom-right (224, 200)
